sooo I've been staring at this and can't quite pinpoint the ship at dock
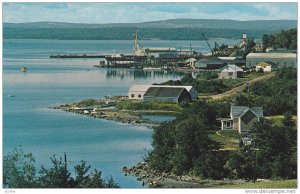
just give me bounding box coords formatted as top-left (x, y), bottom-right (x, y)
top-left (101, 30), bottom-right (203, 69)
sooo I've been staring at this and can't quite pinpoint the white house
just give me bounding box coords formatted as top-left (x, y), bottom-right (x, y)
top-left (220, 106), bottom-right (263, 134)
top-left (128, 85), bottom-right (197, 100)
top-left (218, 64), bottom-right (243, 79)
top-left (184, 58), bottom-right (197, 68)
top-left (255, 62), bottom-right (273, 72)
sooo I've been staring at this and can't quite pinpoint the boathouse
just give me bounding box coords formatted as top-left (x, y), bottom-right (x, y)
top-left (128, 85), bottom-right (197, 100)
top-left (220, 106), bottom-right (263, 134)
top-left (143, 87), bottom-right (191, 104)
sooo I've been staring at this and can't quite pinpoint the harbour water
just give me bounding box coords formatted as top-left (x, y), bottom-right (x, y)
top-left (3, 38), bottom-right (239, 188)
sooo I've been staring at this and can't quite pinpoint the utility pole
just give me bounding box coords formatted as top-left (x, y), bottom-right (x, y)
top-left (64, 152), bottom-right (67, 171)
top-left (250, 141), bottom-right (260, 183)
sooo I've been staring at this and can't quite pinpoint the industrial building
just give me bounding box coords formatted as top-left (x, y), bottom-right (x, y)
top-left (246, 53), bottom-right (297, 68)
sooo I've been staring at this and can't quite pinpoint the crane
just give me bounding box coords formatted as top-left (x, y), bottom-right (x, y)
top-left (202, 33), bottom-right (214, 55)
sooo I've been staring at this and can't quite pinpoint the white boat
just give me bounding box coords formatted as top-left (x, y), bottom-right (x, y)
top-left (143, 67), bottom-right (162, 70)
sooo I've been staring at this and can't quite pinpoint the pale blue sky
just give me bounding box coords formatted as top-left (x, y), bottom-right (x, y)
top-left (3, 2), bottom-right (297, 23)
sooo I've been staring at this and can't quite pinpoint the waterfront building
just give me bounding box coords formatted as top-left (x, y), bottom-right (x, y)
top-left (128, 85), bottom-right (197, 100)
top-left (143, 87), bottom-right (191, 104)
top-left (218, 64), bottom-right (243, 79)
top-left (220, 106), bottom-right (263, 134)
top-left (246, 53), bottom-right (297, 68)
top-left (194, 57), bottom-right (226, 69)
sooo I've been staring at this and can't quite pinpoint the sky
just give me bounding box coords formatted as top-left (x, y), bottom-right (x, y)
top-left (3, 2), bottom-right (298, 24)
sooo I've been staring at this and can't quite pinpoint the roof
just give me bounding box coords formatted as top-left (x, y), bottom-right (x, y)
top-left (220, 64), bottom-right (243, 72)
top-left (144, 87), bottom-right (187, 98)
top-left (218, 57), bottom-right (237, 61)
top-left (129, 85), bottom-right (152, 92)
top-left (197, 57), bottom-right (224, 64)
top-left (256, 62), bottom-right (271, 67)
top-left (145, 47), bottom-right (177, 52)
top-left (246, 52), bottom-right (297, 59)
top-left (231, 106), bottom-right (263, 118)
top-left (129, 85), bottom-right (194, 93)
top-left (185, 58), bottom-right (197, 63)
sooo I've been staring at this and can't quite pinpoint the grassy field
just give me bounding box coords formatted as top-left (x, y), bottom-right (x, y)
top-left (209, 130), bottom-right (240, 150)
top-left (216, 179), bottom-right (297, 188)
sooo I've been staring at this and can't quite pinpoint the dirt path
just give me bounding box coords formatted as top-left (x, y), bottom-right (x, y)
top-left (210, 73), bottom-right (276, 100)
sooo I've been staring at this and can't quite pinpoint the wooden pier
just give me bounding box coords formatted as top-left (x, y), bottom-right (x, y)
top-left (50, 54), bottom-right (107, 58)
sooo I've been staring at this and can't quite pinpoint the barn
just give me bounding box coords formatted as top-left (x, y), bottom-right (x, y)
top-left (143, 87), bottom-right (191, 104)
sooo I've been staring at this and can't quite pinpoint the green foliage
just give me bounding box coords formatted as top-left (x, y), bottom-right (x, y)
top-left (116, 101), bottom-right (181, 112)
top-left (3, 148), bottom-right (120, 188)
top-left (148, 101), bottom-right (224, 178)
top-left (196, 72), bottom-right (218, 80)
top-left (3, 146), bottom-right (38, 188)
top-left (4, 27), bottom-right (276, 40)
top-left (76, 99), bottom-right (105, 107)
top-left (235, 67), bottom-right (297, 116)
top-left (250, 119), bottom-right (297, 179)
top-left (162, 74), bottom-right (235, 95)
top-left (262, 29), bottom-right (297, 50)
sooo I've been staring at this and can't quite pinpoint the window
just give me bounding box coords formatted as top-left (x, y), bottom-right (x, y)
top-left (226, 121), bottom-right (232, 128)
top-left (138, 94), bottom-right (142, 98)
top-left (131, 94), bottom-right (134, 98)
top-left (228, 72), bottom-right (233, 76)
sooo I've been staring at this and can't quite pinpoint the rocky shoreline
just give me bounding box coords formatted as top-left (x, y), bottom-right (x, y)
top-left (51, 104), bottom-right (159, 128)
top-left (122, 162), bottom-right (250, 188)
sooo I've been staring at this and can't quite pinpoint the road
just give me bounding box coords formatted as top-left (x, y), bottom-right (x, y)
top-left (210, 73), bottom-right (276, 100)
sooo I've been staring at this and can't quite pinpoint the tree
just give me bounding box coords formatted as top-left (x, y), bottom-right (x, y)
top-left (3, 147), bottom-right (38, 188)
top-left (3, 148), bottom-right (120, 188)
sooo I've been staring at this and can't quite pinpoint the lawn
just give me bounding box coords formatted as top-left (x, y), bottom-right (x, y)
top-left (216, 179), bottom-right (297, 188)
top-left (209, 130), bottom-right (240, 150)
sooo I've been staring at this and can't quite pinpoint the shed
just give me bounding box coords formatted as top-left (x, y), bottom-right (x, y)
top-left (218, 64), bottom-right (243, 79)
top-left (143, 87), bottom-right (191, 104)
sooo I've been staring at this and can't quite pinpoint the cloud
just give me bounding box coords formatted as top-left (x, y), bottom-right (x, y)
top-left (3, 2), bottom-right (297, 23)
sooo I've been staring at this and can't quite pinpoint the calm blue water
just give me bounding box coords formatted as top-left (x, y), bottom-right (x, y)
top-left (3, 38), bottom-right (238, 188)
top-left (142, 115), bottom-right (176, 122)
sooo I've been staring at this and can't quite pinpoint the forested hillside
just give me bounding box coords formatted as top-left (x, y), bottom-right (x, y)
top-left (147, 67), bottom-right (297, 180)
top-left (4, 19), bottom-right (297, 40)
top-left (262, 29), bottom-right (297, 50)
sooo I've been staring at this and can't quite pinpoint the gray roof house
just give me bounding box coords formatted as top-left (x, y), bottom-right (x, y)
top-left (220, 106), bottom-right (263, 133)
top-left (143, 87), bottom-right (191, 104)
top-left (194, 57), bottom-right (226, 69)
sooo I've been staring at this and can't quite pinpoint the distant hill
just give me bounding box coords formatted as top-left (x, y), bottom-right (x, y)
top-left (4, 19), bottom-right (297, 30)
top-left (3, 19), bottom-right (297, 40)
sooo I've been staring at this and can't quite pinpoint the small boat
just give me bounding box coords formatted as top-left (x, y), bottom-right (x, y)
top-left (143, 67), bottom-right (162, 70)
top-left (19, 67), bottom-right (28, 72)
top-left (8, 94), bottom-right (16, 98)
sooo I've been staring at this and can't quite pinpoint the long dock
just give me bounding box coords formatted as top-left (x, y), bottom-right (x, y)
top-left (50, 54), bottom-right (107, 58)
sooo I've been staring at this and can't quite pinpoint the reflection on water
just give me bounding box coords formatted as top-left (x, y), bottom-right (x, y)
top-left (105, 69), bottom-right (184, 81)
